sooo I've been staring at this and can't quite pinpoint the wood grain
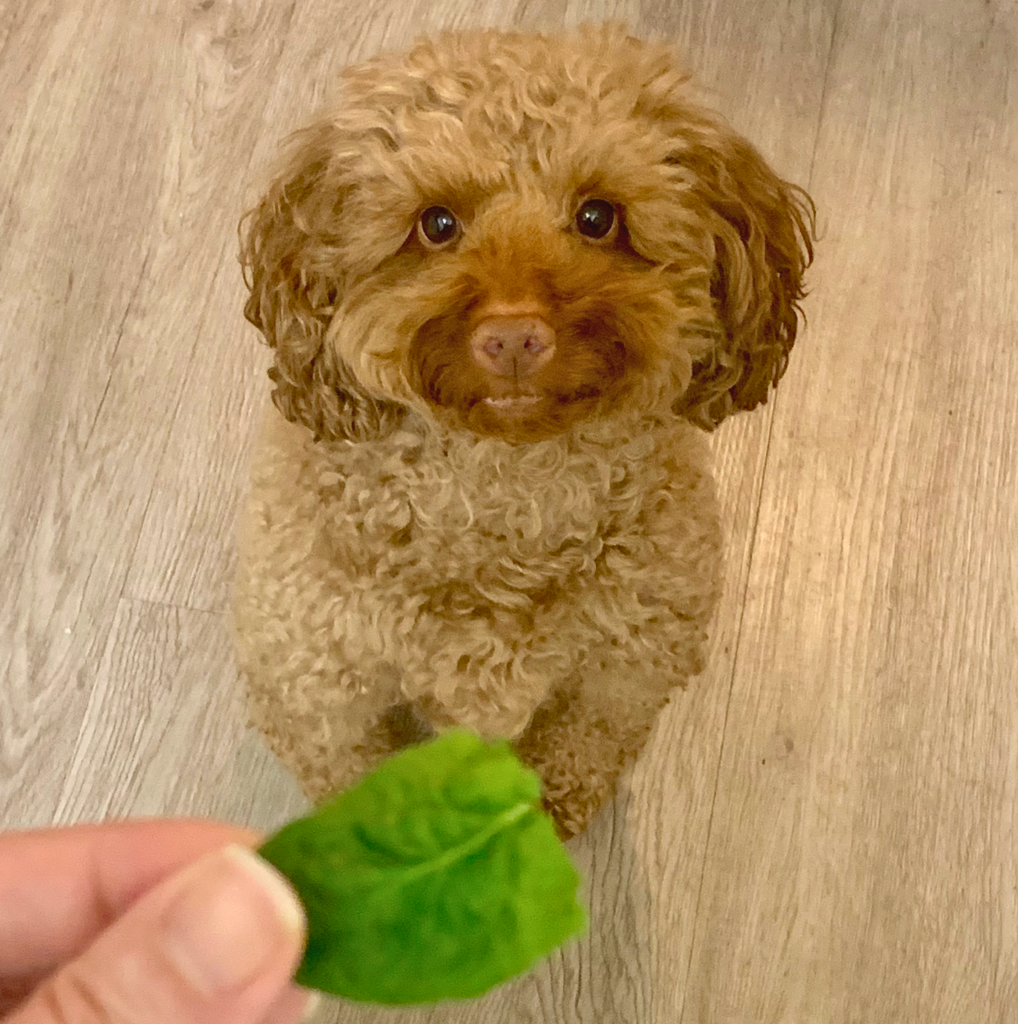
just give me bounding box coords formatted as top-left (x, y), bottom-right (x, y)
top-left (681, 2), bottom-right (1018, 1023)
top-left (51, 599), bottom-right (306, 833)
top-left (0, 0), bottom-right (1014, 1021)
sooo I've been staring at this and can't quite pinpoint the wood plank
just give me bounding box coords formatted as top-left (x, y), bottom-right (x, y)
top-left (52, 600), bottom-right (306, 832)
top-left (0, 0), bottom-right (190, 824)
top-left (0, 0), bottom-right (299, 825)
top-left (682, 2), bottom-right (1018, 1022)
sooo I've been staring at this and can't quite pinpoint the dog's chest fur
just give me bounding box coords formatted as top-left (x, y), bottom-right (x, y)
top-left (305, 414), bottom-right (703, 611)
top-left (240, 406), bottom-right (721, 744)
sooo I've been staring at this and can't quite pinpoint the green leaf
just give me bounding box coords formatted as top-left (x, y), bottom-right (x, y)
top-left (257, 730), bottom-right (587, 1004)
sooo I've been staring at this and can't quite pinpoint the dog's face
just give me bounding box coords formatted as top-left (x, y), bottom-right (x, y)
top-left (242, 26), bottom-right (814, 443)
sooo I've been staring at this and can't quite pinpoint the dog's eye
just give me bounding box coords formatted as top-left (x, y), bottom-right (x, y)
top-left (575, 199), bottom-right (617, 240)
top-left (417, 206), bottom-right (460, 247)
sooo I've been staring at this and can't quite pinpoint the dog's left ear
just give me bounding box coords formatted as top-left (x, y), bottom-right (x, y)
top-left (672, 125), bottom-right (816, 429)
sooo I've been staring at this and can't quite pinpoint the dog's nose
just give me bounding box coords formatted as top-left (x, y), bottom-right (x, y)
top-left (469, 316), bottom-right (556, 377)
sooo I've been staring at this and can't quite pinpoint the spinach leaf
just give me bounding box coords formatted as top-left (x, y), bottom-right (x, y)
top-left (258, 730), bottom-right (586, 1004)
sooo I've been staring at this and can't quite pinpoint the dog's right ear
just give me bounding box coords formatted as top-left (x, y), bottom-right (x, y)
top-left (239, 122), bottom-right (403, 442)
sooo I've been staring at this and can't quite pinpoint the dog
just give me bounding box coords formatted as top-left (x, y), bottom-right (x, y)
top-left (234, 24), bottom-right (814, 838)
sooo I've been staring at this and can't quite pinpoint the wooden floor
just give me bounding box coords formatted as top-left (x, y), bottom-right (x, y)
top-left (2, 1), bottom-right (1016, 1021)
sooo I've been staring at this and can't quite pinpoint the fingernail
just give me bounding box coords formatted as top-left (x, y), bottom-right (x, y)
top-left (162, 845), bottom-right (305, 996)
top-left (301, 992), bottom-right (322, 1021)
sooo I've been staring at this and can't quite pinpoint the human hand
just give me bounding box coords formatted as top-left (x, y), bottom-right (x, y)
top-left (0, 819), bottom-right (315, 1024)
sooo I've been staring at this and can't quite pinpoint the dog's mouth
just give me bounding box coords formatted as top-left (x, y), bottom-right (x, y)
top-left (478, 383), bottom-right (603, 408)
top-left (467, 386), bottom-right (605, 436)
top-left (481, 393), bottom-right (544, 413)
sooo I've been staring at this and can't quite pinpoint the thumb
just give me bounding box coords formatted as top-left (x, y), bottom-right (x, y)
top-left (7, 845), bottom-right (310, 1024)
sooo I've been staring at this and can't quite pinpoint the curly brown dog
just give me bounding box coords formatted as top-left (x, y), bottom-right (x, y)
top-left (235, 25), bottom-right (814, 838)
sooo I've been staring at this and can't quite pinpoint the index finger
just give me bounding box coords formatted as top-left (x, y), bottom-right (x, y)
top-left (0, 818), bottom-right (259, 978)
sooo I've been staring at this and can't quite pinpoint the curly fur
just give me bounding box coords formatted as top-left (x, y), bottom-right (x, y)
top-left (235, 25), bottom-right (814, 837)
